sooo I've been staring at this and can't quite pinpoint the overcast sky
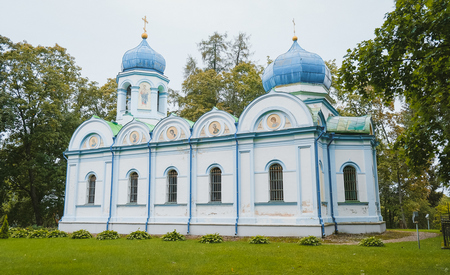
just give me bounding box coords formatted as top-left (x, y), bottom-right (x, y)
top-left (1, 0), bottom-right (395, 91)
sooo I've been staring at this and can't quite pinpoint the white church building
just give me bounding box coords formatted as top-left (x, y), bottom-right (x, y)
top-left (59, 31), bottom-right (385, 237)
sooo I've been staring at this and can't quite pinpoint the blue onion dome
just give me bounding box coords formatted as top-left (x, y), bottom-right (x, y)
top-left (121, 36), bottom-right (166, 74)
top-left (261, 37), bottom-right (331, 92)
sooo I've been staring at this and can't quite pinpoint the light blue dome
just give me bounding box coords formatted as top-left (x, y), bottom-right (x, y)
top-left (121, 38), bottom-right (166, 74)
top-left (262, 40), bottom-right (331, 91)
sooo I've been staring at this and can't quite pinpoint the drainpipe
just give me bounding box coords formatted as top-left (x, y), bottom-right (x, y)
top-left (314, 127), bottom-right (325, 237)
top-left (326, 133), bottom-right (338, 233)
top-left (63, 151), bottom-right (68, 161)
top-left (106, 137), bottom-right (116, 231)
top-left (145, 132), bottom-right (153, 232)
top-left (187, 128), bottom-right (193, 234)
top-left (234, 122), bottom-right (239, 235)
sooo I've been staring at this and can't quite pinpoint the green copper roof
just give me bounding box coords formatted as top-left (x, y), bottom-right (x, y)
top-left (326, 115), bottom-right (372, 134)
top-left (92, 115), bottom-right (123, 136)
top-left (136, 119), bottom-right (155, 131)
top-left (183, 118), bottom-right (195, 127)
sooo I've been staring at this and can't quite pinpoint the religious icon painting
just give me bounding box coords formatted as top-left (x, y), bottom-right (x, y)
top-left (267, 114), bottom-right (281, 130)
top-left (89, 135), bottom-right (99, 148)
top-left (167, 126), bottom-right (178, 140)
top-left (129, 131), bottom-right (140, 144)
top-left (208, 121), bottom-right (221, 136)
top-left (138, 82), bottom-right (151, 110)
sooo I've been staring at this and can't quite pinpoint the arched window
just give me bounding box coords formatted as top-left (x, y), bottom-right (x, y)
top-left (157, 90), bottom-right (160, 112)
top-left (210, 167), bottom-right (222, 202)
top-left (126, 85), bottom-right (131, 111)
top-left (269, 164), bottom-right (283, 201)
top-left (343, 166), bottom-right (358, 201)
top-left (168, 170), bottom-right (178, 203)
top-left (88, 175), bottom-right (96, 204)
top-left (130, 172), bottom-right (138, 203)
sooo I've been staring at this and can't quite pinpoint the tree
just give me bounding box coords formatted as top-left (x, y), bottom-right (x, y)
top-left (198, 32), bottom-right (229, 73)
top-left (0, 36), bottom-right (85, 225)
top-left (339, 0), bottom-right (450, 186)
top-left (75, 78), bottom-right (117, 121)
top-left (0, 215), bottom-right (9, 238)
top-left (222, 62), bottom-right (265, 117)
top-left (178, 69), bottom-right (224, 121)
top-left (228, 32), bottom-right (252, 67)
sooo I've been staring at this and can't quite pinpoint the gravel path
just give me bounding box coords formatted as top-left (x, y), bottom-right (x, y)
top-left (383, 231), bottom-right (439, 243)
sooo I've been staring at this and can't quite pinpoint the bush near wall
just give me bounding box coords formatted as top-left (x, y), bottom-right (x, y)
top-left (162, 230), bottom-right (185, 241)
top-left (298, 236), bottom-right (321, 246)
top-left (71, 229), bottom-right (93, 239)
top-left (127, 230), bottom-right (152, 240)
top-left (199, 233), bottom-right (223, 244)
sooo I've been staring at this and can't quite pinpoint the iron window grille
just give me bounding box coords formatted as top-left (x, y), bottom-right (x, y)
top-left (168, 170), bottom-right (178, 203)
top-left (343, 166), bottom-right (358, 201)
top-left (88, 175), bottom-right (96, 204)
top-left (269, 164), bottom-right (284, 201)
top-left (210, 167), bottom-right (222, 202)
top-left (130, 172), bottom-right (138, 203)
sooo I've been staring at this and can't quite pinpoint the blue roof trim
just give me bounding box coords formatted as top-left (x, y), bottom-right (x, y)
top-left (262, 40), bottom-right (331, 91)
top-left (303, 98), bottom-right (339, 116)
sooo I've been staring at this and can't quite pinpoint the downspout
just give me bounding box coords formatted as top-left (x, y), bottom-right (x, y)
top-left (63, 151), bottom-right (68, 161)
top-left (326, 133), bottom-right (338, 233)
top-left (145, 132), bottom-right (153, 232)
top-left (234, 122), bottom-right (239, 235)
top-left (187, 128), bottom-right (193, 234)
top-left (314, 127), bottom-right (325, 237)
top-left (106, 137), bottom-right (116, 230)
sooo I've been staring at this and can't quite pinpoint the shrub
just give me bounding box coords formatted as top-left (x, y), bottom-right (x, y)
top-left (11, 228), bottom-right (31, 238)
top-left (97, 230), bottom-right (120, 240)
top-left (0, 215), bottom-right (9, 239)
top-left (47, 230), bottom-right (68, 238)
top-left (71, 229), bottom-right (93, 239)
top-left (249, 235), bottom-right (270, 244)
top-left (359, 236), bottom-right (385, 247)
top-left (162, 229), bottom-right (185, 241)
top-left (127, 230), bottom-right (152, 240)
top-left (298, 236), bottom-right (321, 246)
top-left (199, 233), bottom-right (223, 244)
top-left (28, 229), bottom-right (49, 239)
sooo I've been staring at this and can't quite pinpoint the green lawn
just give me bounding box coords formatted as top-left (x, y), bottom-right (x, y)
top-left (1, 235), bottom-right (448, 274)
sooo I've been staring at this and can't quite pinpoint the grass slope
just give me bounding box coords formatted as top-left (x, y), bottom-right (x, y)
top-left (1, 235), bottom-right (448, 274)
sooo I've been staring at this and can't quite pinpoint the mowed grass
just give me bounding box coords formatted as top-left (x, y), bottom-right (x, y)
top-left (1, 235), bottom-right (449, 274)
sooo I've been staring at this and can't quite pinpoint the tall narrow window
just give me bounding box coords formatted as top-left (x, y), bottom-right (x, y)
top-left (343, 166), bottom-right (358, 201)
top-left (88, 175), bottom-right (96, 204)
top-left (130, 172), bottom-right (138, 203)
top-left (126, 85), bottom-right (131, 111)
top-left (210, 167), bottom-right (222, 202)
top-left (168, 170), bottom-right (178, 203)
top-left (269, 163), bottom-right (283, 201)
top-left (157, 91), bottom-right (160, 112)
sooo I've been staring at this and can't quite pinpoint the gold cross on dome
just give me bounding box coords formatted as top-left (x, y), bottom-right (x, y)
top-left (142, 16), bottom-right (148, 33)
top-left (292, 18), bottom-right (296, 36)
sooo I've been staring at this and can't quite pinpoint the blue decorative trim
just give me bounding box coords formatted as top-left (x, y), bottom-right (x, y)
top-left (264, 159), bottom-right (286, 171)
top-left (76, 204), bottom-right (101, 208)
top-left (326, 134), bottom-right (338, 233)
top-left (163, 166), bottom-right (180, 177)
top-left (234, 121), bottom-right (239, 235)
top-left (314, 127), bottom-right (325, 237)
top-left (118, 70), bottom-right (169, 83)
top-left (196, 202), bottom-right (234, 206)
top-left (304, 98), bottom-right (339, 116)
top-left (125, 168), bottom-right (141, 179)
top-left (145, 131), bottom-right (153, 232)
top-left (255, 201), bottom-right (297, 206)
top-left (338, 202), bottom-right (369, 205)
top-left (187, 128), bottom-right (193, 234)
top-left (106, 136), bottom-right (116, 230)
top-left (339, 161), bottom-right (362, 173)
top-left (154, 203), bottom-right (187, 207)
top-left (117, 204), bottom-right (147, 207)
top-left (205, 163), bottom-right (225, 174)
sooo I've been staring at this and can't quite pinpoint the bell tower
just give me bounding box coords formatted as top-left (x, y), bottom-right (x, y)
top-left (116, 17), bottom-right (170, 125)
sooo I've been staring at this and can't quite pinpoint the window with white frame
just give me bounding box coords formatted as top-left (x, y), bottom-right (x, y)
top-left (210, 167), bottom-right (222, 202)
top-left (88, 175), bottom-right (96, 204)
top-left (269, 163), bottom-right (283, 201)
top-left (343, 165), bottom-right (358, 201)
top-left (130, 172), bottom-right (138, 203)
top-left (168, 170), bottom-right (177, 203)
